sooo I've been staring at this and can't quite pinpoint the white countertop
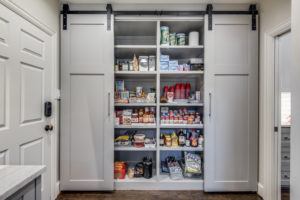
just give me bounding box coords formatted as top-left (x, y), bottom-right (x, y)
top-left (0, 165), bottom-right (46, 200)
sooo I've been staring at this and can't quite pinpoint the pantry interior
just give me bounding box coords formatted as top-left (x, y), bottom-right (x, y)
top-left (114, 18), bottom-right (204, 189)
top-left (60, 4), bottom-right (258, 192)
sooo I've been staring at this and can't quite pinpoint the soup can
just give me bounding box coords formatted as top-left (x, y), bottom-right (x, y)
top-left (160, 26), bottom-right (169, 46)
top-left (176, 33), bottom-right (186, 46)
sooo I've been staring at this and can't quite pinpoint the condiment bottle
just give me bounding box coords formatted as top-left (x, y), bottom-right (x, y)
top-left (180, 83), bottom-right (186, 99)
top-left (185, 82), bottom-right (191, 99)
top-left (185, 131), bottom-right (190, 147)
top-left (175, 84), bottom-right (181, 99)
top-left (160, 134), bottom-right (165, 146)
top-left (178, 129), bottom-right (186, 147)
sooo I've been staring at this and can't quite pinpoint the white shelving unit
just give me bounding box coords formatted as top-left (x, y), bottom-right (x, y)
top-left (114, 16), bottom-right (205, 190)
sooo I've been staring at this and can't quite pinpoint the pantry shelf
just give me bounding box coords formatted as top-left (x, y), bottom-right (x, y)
top-left (115, 124), bottom-right (157, 129)
top-left (115, 146), bottom-right (157, 151)
top-left (114, 71), bottom-right (157, 76)
top-left (160, 124), bottom-right (204, 129)
top-left (115, 45), bottom-right (157, 49)
top-left (115, 103), bottom-right (157, 107)
top-left (160, 103), bottom-right (204, 107)
top-left (159, 174), bottom-right (203, 183)
top-left (114, 175), bottom-right (157, 183)
top-left (160, 45), bottom-right (204, 49)
top-left (159, 146), bottom-right (203, 151)
top-left (160, 71), bottom-right (204, 76)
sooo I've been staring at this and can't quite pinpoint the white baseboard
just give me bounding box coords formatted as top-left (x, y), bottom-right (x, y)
top-left (257, 182), bottom-right (264, 199)
top-left (54, 181), bottom-right (60, 199)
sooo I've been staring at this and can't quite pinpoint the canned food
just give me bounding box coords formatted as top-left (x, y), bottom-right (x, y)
top-left (176, 33), bottom-right (186, 46)
top-left (169, 33), bottom-right (176, 46)
top-left (160, 26), bottom-right (169, 46)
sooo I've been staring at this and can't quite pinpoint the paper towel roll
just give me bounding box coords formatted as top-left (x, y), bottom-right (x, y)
top-left (189, 31), bottom-right (199, 46)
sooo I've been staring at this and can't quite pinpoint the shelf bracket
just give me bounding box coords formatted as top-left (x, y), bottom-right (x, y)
top-left (206, 4), bottom-right (213, 31)
top-left (106, 4), bottom-right (113, 31)
top-left (249, 4), bottom-right (257, 31)
top-left (62, 4), bottom-right (69, 30)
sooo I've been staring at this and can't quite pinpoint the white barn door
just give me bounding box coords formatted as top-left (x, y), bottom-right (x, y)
top-left (60, 14), bottom-right (114, 190)
top-left (204, 15), bottom-right (258, 191)
top-left (0, 3), bottom-right (54, 200)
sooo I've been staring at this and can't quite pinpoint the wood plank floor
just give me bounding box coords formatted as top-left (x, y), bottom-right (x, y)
top-left (57, 191), bottom-right (263, 200)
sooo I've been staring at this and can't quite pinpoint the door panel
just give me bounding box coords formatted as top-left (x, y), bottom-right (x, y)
top-left (214, 75), bottom-right (249, 181)
top-left (20, 63), bottom-right (43, 124)
top-left (61, 14), bottom-right (114, 190)
top-left (70, 74), bottom-right (105, 181)
top-left (204, 15), bottom-right (258, 191)
top-left (20, 138), bottom-right (43, 165)
top-left (0, 4), bottom-right (53, 200)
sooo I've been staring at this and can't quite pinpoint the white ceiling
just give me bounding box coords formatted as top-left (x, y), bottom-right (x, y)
top-left (62, 0), bottom-right (258, 4)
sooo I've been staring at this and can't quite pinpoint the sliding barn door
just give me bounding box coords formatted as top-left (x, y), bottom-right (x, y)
top-left (204, 15), bottom-right (258, 191)
top-left (60, 14), bottom-right (114, 190)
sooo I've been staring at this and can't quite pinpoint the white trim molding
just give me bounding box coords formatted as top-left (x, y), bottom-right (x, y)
top-left (258, 182), bottom-right (264, 198)
top-left (262, 19), bottom-right (291, 200)
top-left (0, 0), bottom-right (56, 36)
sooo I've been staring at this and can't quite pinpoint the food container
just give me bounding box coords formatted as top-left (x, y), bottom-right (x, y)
top-left (169, 33), bottom-right (176, 46)
top-left (169, 60), bottom-right (178, 71)
top-left (139, 56), bottom-right (149, 71)
top-left (122, 62), bottom-right (129, 71)
top-left (134, 134), bottom-right (146, 141)
top-left (128, 167), bottom-right (135, 179)
top-left (114, 162), bottom-right (126, 179)
top-left (136, 86), bottom-right (143, 98)
top-left (196, 91), bottom-right (201, 102)
top-left (149, 55), bottom-right (156, 71)
top-left (176, 33), bottom-right (186, 46)
top-left (188, 31), bottom-right (199, 46)
top-left (160, 26), bottom-right (169, 46)
top-left (160, 61), bottom-right (169, 71)
top-left (160, 54), bottom-right (170, 62)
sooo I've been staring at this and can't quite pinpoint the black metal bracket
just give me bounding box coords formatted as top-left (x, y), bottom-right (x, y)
top-left (206, 4), bottom-right (213, 31)
top-left (62, 4), bottom-right (69, 30)
top-left (106, 4), bottom-right (113, 31)
top-left (249, 4), bottom-right (257, 31)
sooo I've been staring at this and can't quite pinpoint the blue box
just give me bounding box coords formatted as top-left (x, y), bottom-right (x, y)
top-left (160, 61), bottom-right (169, 71)
top-left (160, 55), bottom-right (170, 62)
top-left (169, 60), bottom-right (178, 71)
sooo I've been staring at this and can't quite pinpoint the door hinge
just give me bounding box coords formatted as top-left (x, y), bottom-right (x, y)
top-left (206, 4), bottom-right (213, 31)
top-left (274, 126), bottom-right (279, 132)
top-left (62, 4), bottom-right (69, 30)
top-left (249, 4), bottom-right (257, 31)
top-left (106, 4), bottom-right (113, 31)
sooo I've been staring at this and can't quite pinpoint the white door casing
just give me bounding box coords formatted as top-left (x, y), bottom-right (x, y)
top-left (0, 3), bottom-right (54, 200)
top-left (60, 14), bottom-right (114, 191)
top-left (204, 15), bottom-right (258, 191)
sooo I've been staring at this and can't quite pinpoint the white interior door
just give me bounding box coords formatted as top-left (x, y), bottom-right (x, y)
top-left (0, 4), bottom-right (53, 200)
top-left (60, 14), bottom-right (114, 191)
top-left (204, 15), bottom-right (258, 191)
